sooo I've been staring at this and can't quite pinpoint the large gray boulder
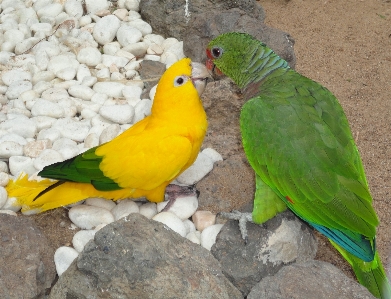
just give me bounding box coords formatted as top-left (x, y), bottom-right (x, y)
top-left (247, 260), bottom-right (376, 299)
top-left (0, 214), bottom-right (56, 299)
top-left (211, 210), bottom-right (318, 296)
top-left (49, 213), bottom-right (243, 299)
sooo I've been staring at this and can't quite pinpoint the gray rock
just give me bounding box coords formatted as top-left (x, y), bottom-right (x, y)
top-left (197, 79), bottom-right (254, 212)
top-left (138, 60), bottom-right (166, 98)
top-left (247, 260), bottom-right (376, 299)
top-left (49, 213), bottom-right (243, 299)
top-left (0, 214), bottom-right (56, 299)
top-left (139, 0), bottom-right (296, 67)
top-left (211, 210), bottom-right (317, 296)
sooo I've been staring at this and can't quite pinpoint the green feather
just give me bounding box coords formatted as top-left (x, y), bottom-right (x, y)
top-left (38, 146), bottom-right (121, 191)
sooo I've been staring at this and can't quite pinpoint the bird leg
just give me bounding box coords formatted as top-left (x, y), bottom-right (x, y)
top-left (218, 210), bottom-right (254, 244)
top-left (163, 184), bottom-right (200, 211)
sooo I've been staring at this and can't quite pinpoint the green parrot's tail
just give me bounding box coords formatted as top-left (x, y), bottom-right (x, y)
top-left (330, 240), bottom-right (391, 299)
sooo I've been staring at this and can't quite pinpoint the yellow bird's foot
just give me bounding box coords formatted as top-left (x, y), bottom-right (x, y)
top-left (163, 184), bottom-right (199, 211)
top-left (218, 210), bottom-right (253, 244)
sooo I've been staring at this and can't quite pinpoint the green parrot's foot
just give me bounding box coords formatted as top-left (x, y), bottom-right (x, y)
top-left (218, 210), bottom-right (253, 243)
top-left (163, 184), bottom-right (200, 212)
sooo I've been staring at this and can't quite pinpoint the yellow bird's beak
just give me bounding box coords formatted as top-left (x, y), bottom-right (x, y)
top-left (190, 62), bottom-right (212, 96)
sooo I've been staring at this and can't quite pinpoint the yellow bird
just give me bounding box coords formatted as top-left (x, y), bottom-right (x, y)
top-left (6, 58), bottom-right (210, 214)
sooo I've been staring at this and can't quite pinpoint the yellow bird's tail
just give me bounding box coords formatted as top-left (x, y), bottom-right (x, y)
top-left (6, 174), bottom-right (126, 214)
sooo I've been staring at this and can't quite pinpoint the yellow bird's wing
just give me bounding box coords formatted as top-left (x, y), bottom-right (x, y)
top-left (96, 132), bottom-right (193, 191)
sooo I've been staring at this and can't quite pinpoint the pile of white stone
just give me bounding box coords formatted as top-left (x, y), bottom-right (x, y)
top-left (0, 0), bottom-right (225, 276)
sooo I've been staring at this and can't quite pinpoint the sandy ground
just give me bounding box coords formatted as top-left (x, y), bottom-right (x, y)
top-left (260, 0), bottom-right (391, 278)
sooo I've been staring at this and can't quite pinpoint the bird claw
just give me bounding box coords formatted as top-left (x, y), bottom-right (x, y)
top-left (218, 210), bottom-right (253, 244)
top-left (162, 184), bottom-right (199, 212)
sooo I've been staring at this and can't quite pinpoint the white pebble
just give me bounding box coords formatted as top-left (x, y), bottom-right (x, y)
top-left (144, 54), bottom-right (160, 62)
top-left (2, 69), bottom-right (32, 86)
top-left (112, 8), bottom-right (128, 21)
top-left (1, 196), bottom-right (22, 212)
top-left (149, 84), bottom-right (157, 101)
top-left (99, 104), bottom-right (134, 124)
top-left (0, 172), bottom-right (10, 187)
top-left (0, 133), bottom-right (28, 145)
top-left (176, 152), bottom-right (214, 185)
top-left (202, 148), bottom-right (223, 162)
top-left (99, 124), bottom-right (120, 144)
top-left (37, 127), bottom-right (61, 143)
top-left (183, 219), bottom-right (196, 235)
top-left (84, 133), bottom-right (99, 148)
top-left (139, 202), bottom-right (157, 219)
top-left (56, 67), bottom-right (77, 81)
top-left (0, 116), bottom-right (37, 138)
top-left (54, 246), bottom-right (79, 276)
top-left (52, 118), bottom-right (90, 142)
top-left (93, 82), bottom-right (125, 98)
top-left (144, 34), bottom-right (165, 46)
top-left (0, 186), bottom-right (8, 209)
top-left (123, 42), bottom-right (148, 57)
top-left (31, 115), bottom-right (57, 130)
top-left (133, 99), bottom-right (152, 123)
top-left (192, 210), bottom-right (217, 232)
top-left (200, 224), bottom-right (224, 251)
top-left (85, 0), bottom-right (110, 14)
top-left (111, 199), bottom-right (139, 220)
top-left (81, 76), bottom-right (97, 87)
top-left (34, 149), bottom-right (63, 170)
top-left (93, 15), bottom-right (120, 45)
top-left (48, 54), bottom-right (80, 77)
top-left (68, 84), bottom-right (95, 101)
top-left (152, 211), bottom-right (187, 237)
top-left (41, 87), bottom-right (69, 102)
top-left (6, 80), bottom-right (32, 100)
top-left (77, 47), bottom-right (102, 67)
top-left (69, 204), bottom-right (115, 229)
top-left (0, 141), bottom-right (24, 158)
top-left (36, 3), bottom-right (63, 18)
top-left (186, 231), bottom-right (201, 245)
top-left (101, 54), bottom-right (129, 68)
top-left (9, 156), bottom-right (36, 176)
top-left (160, 196), bottom-right (198, 220)
top-left (64, 0), bottom-right (83, 18)
top-left (72, 229), bottom-right (96, 252)
top-left (0, 210), bottom-right (18, 216)
top-left (76, 64), bottom-right (92, 82)
top-left (24, 139), bottom-right (52, 158)
top-left (85, 197), bottom-right (117, 211)
top-left (103, 42), bottom-right (121, 55)
top-left (122, 85), bottom-right (142, 102)
top-left (31, 99), bottom-right (65, 118)
top-left (0, 162), bottom-right (9, 173)
top-left (125, 0), bottom-right (140, 11)
top-left (116, 25), bottom-right (142, 47)
top-left (128, 19), bottom-right (152, 36)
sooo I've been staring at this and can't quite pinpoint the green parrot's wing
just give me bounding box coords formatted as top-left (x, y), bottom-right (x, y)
top-left (241, 69), bottom-right (378, 261)
top-left (38, 146), bottom-right (121, 191)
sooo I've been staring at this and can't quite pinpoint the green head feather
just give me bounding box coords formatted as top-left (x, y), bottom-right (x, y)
top-left (206, 32), bottom-right (290, 88)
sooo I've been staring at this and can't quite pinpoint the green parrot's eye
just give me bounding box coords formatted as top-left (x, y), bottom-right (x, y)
top-left (174, 76), bottom-right (188, 87)
top-left (211, 47), bottom-right (223, 58)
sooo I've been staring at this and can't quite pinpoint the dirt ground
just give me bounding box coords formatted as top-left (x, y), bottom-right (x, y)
top-left (260, 0), bottom-right (391, 278)
top-left (30, 0), bottom-right (391, 285)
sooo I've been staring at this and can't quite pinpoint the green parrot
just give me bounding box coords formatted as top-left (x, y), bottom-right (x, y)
top-left (206, 32), bottom-right (390, 298)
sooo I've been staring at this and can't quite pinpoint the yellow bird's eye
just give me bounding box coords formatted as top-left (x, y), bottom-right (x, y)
top-left (174, 75), bottom-right (189, 87)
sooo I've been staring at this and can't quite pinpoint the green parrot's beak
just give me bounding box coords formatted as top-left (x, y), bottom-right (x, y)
top-left (191, 62), bottom-right (212, 95)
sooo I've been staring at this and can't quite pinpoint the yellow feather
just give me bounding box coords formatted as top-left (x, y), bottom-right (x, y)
top-left (6, 58), bottom-right (208, 214)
